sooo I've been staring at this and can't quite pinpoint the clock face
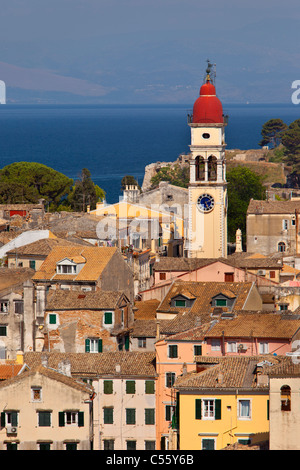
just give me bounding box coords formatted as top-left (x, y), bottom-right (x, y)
top-left (197, 194), bottom-right (215, 212)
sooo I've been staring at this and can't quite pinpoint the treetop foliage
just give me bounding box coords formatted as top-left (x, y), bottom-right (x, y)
top-left (0, 162), bottom-right (105, 212)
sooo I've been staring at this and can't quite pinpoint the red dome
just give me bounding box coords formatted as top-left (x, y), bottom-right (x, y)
top-left (192, 80), bottom-right (223, 124)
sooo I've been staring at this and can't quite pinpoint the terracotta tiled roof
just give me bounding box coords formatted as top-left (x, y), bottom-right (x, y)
top-left (32, 245), bottom-right (118, 282)
top-left (130, 320), bottom-right (157, 338)
top-left (206, 312), bottom-right (300, 339)
top-left (264, 356), bottom-right (300, 377)
top-left (153, 258), bottom-right (218, 272)
top-left (165, 323), bottom-right (213, 341)
top-left (157, 280), bottom-right (255, 314)
top-left (227, 252), bottom-right (282, 269)
top-left (247, 199), bottom-right (300, 215)
top-left (174, 355), bottom-right (283, 390)
top-left (45, 289), bottom-right (127, 310)
top-left (0, 363), bottom-right (24, 380)
top-left (0, 364), bottom-right (93, 394)
top-left (159, 312), bottom-right (212, 335)
top-left (0, 267), bottom-right (34, 293)
top-left (24, 351), bottom-right (157, 378)
top-left (133, 299), bottom-right (160, 320)
top-left (6, 237), bottom-right (83, 257)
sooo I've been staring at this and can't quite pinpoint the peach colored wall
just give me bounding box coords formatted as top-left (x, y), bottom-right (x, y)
top-left (154, 262), bottom-right (246, 286)
top-left (204, 338), bottom-right (292, 357)
top-left (155, 339), bottom-right (202, 449)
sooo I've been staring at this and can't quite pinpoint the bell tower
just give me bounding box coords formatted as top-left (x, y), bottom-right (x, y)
top-left (187, 61), bottom-right (228, 258)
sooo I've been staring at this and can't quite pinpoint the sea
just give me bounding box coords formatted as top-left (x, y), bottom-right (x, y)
top-left (0, 103), bottom-right (299, 204)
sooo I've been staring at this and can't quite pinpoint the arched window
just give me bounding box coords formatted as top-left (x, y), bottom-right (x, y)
top-left (208, 156), bottom-right (217, 181)
top-left (281, 385), bottom-right (291, 411)
top-left (278, 242), bottom-right (286, 253)
top-left (195, 156), bottom-right (205, 181)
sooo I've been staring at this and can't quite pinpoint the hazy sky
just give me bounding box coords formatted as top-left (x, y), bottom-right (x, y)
top-left (0, 0), bottom-right (300, 103)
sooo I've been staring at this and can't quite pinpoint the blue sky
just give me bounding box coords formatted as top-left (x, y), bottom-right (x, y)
top-left (0, 0), bottom-right (299, 104)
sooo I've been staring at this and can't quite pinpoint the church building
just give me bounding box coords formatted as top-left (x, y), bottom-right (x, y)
top-left (187, 62), bottom-right (228, 259)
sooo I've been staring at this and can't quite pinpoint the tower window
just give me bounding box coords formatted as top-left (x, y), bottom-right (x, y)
top-left (208, 156), bottom-right (217, 181)
top-left (278, 242), bottom-right (286, 252)
top-left (202, 133), bottom-right (210, 139)
top-left (195, 156), bottom-right (205, 181)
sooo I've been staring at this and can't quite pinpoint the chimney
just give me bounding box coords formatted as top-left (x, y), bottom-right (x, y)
top-left (216, 372), bottom-right (224, 385)
top-left (41, 354), bottom-right (48, 368)
top-left (115, 364), bottom-right (121, 374)
top-left (58, 360), bottom-right (72, 377)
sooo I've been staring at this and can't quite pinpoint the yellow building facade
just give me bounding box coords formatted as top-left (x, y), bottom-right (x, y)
top-left (178, 391), bottom-right (269, 450)
top-left (174, 356), bottom-right (276, 450)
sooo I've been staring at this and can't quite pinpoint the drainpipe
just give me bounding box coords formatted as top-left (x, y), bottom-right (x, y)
top-left (222, 331), bottom-right (225, 356)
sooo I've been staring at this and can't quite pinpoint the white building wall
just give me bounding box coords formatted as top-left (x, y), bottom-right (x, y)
top-left (93, 376), bottom-right (156, 450)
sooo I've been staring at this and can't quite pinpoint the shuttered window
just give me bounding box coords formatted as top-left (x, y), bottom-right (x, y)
top-left (145, 380), bottom-right (155, 394)
top-left (104, 380), bottom-right (113, 394)
top-left (145, 408), bottom-right (155, 425)
top-left (195, 399), bottom-right (202, 420)
top-left (103, 407), bottom-right (114, 424)
top-left (38, 411), bottom-right (51, 427)
top-left (126, 381), bottom-right (136, 394)
top-left (104, 312), bottom-right (113, 324)
top-left (126, 408), bottom-right (136, 425)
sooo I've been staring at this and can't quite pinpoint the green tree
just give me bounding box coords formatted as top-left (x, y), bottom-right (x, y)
top-left (282, 119), bottom-right (300, 162)
top-left (121, 175), bottom-right (141, 190)
top-left (281, 119), bottom-right (300, 187)
top-left (0, 162), bottom-right (73, 208)
top-left (227, 166), bottom-right (266, 243)
top-left (68, 168), bottom-right (105, 211)
top-left (259, 119), bottom-right (287, 148)
top-left (150, 164), bottom-right (189, 188)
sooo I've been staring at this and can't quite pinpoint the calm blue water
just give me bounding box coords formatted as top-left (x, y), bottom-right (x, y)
top-left (0, 103), bottom-right (299, 203)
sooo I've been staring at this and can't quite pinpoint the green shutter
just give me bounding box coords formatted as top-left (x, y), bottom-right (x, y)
top-left (104, 380), bottom-right (113, 394)
top-left (194, 345), bottom-right (202, 356)
top-left (78, 411), bottom-right (84, 427)
top-left (126, 408), bottom-right (136, 424)
top-left (11, 412), bottom-right (18, 427)
top-left (29, 260), bottom-right (36, 270)
top-left (145, 408), bottom-right (155, 425)
top-left (125, 335), bottom-right (130, 351)
top-left (126, 381), bottom-right (136, 394)
top-left (104, 407), bottom-right (113, 424)
top-left (104, 312), bottom-right (112, 324)
top-left (145, 380), bottom-right (155, 394)
top-left (169, 345), bottom-right (178, 358)
top-left (49, 314), bottom-right (56, 325)
top-left (215, 399), bottom-right (222, 420)
top-left (98, 339), bottom-right (103, 352)
top-left (85, 339), bottom-right (90, 353)
top-left (1, 412), bottom-right (5, 428)
top-left (39, 443), bottom-right (51, 450)
top-left (59, 412), bottom-right (65, 427)
top-left (195, 399), bottom-right (202, 419)
top-left (173, 392), bottom-right (179, 429)
top-left (39, 411), bottom-right (51, 427)
top-left (267, 400), bottom-right (269, 420)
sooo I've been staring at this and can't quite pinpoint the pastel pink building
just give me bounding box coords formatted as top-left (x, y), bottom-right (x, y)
top-left (154, 311), bottom-right (300, 449)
